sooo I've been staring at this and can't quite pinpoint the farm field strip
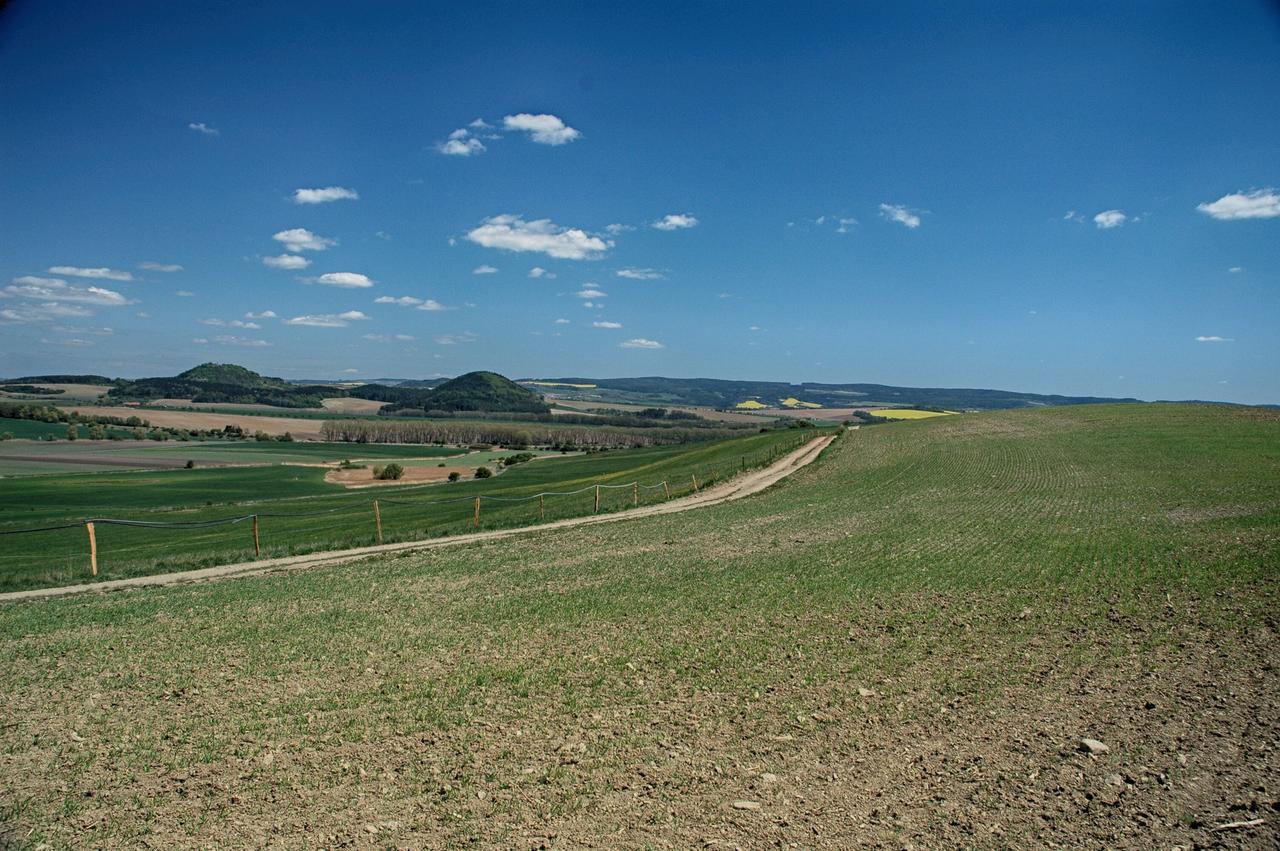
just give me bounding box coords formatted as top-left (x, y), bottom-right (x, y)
top-left (0, 404), bottom-right (1275, 849)
top-left (0, 433), bottom-right (836, 602)
top-left (0, 428), bottom-right (812, 591)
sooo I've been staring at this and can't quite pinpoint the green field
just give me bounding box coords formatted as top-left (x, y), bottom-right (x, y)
top-left (1, 404), bottom-right (1276, 848)
top-left (0, 429), bottom-right (809, 591)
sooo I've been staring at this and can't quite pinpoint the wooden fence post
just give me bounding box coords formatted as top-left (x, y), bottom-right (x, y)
top-left (691, 473), bottom-right (699, 493)
top-left (594, 485), bottom-right (601, 514)
top-left (633, 482), bottom-right (639, 506)
top-left (473, 497), bottom-right (481, 529)
top-left (252, 515), bottom-right (261, 557)
top-left (662, 480), bottom-right (670, 500)
top-left (373, 499), bottom-right (383, 544)
top-left (86, 522), bottom-right (98, 576)
top-left (539, 494), bottom-right (545, 521)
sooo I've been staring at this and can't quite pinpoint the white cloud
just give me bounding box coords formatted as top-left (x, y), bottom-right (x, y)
top-left (314, 272), bottom-right (374, 288)
top-left (1228, 266), bottom-right (1244, 274)
top-left (469, 118), bottom-right (492, 130)
top-left (528, 266), bottom-right (556, 279)
top-left (193, 338), bottom-right (209, 344)
top-left (652, 213), bottom-right (698, 231)
top-left (1063, 210), bottom-right (1085, 223)
top-left (616, 267), bottom-right (663, 280)
top-left (592, 320), bottom-right (622, 329)
top-left (554, 318), bottom-right (570, 324)
top-left (200, 318), bottom-right (261, 329)
top-left (39, 336), bottom-right (95, 347)
top-left (473, 265), bottom-right (499, 275)
top-left (1093, 209), bottom-right (1127, 229)
top-left (363, 332), bottom-right (416, 342)
top-left (188, 122), bottom-right (219, 136)
top-left (577, 287), bottom-right (607, 299)
top-left (273, 227), bottom-right (336, 252)
top-left (418, 299), bottom-right (448, 312)
top-left (48, 266), bottom-right (133, 281)
top-left (1, 303), bottom-right (94, 323)
top-left (1197, 189), bottom-right (1280, 220)
top-left (467, 215), bottom-right (608, 260)
top-left (619, 338), bottom-right (663, 349)
top-left (582, 301), bottom-right (596, 309)
top-left (1195, 335), bottom-right (1234, 343)
top-left (748, 325), bottom-right (762, 332)
top-left (604, 223), bottom-right (635, 235)
top-left (262, 254), bottom-right (311, 270)
top-left (293, 186), bottom-right (359, 204)
top-left (502, 113), bottom-right (581, 145)
top-left (212, 335), bottom-right (271, 347)
top-left (439, 137), bottom-right (486, 156)
top-left (139, 261), bottom-right (183, 272)
top-left (878, 204), bottom-right (922, 229)
top-left (434, 331), bottom-right (477, 345)
top-left (246, 310), bottom-right (277, 320)
top-left (283, 310), bottom-right (369, 327)
top-left (374, 295), bottom-right (423, 306)
top-left (4, 277), bottom-right (133, 306)
top-left (175, 290), bottom-right (195, 297)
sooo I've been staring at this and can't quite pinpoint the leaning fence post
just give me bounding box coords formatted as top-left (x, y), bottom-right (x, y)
top-left (691, 473), bottom-right (699, 493)
top-left (594, 484), bottom-right (601, 514)
top-left (86, 521), bottom-right (98, 576)
top-left (252, 514), bottom-right (261, 557)
top-left (373, 499), bottom-right (383, 544)
top-left (539, 494), bottom-right (545, 521)
top-left (662, 480), bottom-right (670, 500)
top-left (473, 496), bottom-right (481, 529)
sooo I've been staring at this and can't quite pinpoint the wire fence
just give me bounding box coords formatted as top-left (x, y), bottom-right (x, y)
top-left (0, 432), bottom-right (824, 591)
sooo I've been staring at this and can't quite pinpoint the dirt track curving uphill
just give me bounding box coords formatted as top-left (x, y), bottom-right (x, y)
top-left (1, 433), bottom-right (837, 603)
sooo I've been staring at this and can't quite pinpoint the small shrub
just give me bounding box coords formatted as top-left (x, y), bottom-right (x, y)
top-left (447, 471), bottom-right (461, 482)
top-left (474, 466), bottom-right (493, 479)
top-left (375, 463), bottom-right (405, 481)
top-left (185, 460), bottom-right (195, 469)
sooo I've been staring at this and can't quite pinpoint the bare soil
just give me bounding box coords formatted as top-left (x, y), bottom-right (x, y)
top-left (325, 464), bottom-right (476, 487)
top-left (69, 406), bottom-right (325, 439)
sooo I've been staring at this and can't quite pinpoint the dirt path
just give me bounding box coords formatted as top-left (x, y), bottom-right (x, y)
top-left (1, 433), bottom-right (837, 603)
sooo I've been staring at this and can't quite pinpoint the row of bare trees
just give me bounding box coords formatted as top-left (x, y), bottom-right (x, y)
top-left (320, 418), bottom-right (744, 448)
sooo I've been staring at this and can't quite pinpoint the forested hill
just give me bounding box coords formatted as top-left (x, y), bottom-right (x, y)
top-left (529, 376), bottom-right (1139, 411)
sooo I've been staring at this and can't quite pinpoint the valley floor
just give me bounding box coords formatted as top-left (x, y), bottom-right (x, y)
top-left (1, 404), bottom-right (1276, 849)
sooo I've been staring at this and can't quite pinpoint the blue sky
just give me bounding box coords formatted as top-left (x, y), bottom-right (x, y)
top-left (1, 1), bottom-right (1277, 403)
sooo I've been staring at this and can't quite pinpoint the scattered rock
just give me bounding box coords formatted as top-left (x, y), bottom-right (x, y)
top-left (732, 800), bottom-right (762, 811)
top-left (857, 687), bottom-right (877, 698)
top-left (1080, 738), bottom-right (1110, 755)
top-left (1104, 773), bottom-right (1125, 787)
top-left (761, 773), bottom-right (780, 783)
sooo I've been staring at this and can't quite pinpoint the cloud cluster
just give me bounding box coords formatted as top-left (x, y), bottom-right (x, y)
top-left (1194, 335), bottom-right (1234, 343)
top-left (313, 272), bottom-right (374, 288)
top-left (5, 276), bottom-right (133, 306)
top-left (1093, 209), bottom-right (1127, 229)
top-left (293, 186), bottom-right (359, 204)
top-left (466, 215), bottom-right (609, 260)
top-left (652, 213), bottom-right (698, 231)
top-left (502, 113), bottom-right (581, 145)
top-left (48, 265), bottom-right (133, 281)
top-left (374, 295), bottom-right (448, 311)
top-left (592, 320), bottom-right (622, 329)
top-left (262, 254), bottom-right (311, 270)
top-left (273, 228), bottom-right (336, 252)
top-left (199, 318), bottom-right (260, 329)
top-left (878, 204), bottom-right (922, 229)
top-left (473, 265), bottom-right (498, 275)
top-left (616, 267), bottom-right (663, 280)
top-left (434, 331), bottom-right (477, 345)
top-left (188, 122), bottom-right (219, 136)
top-left (139, 261), bottom-right (183, 272)
top-left (283, 310), bottom-right (369, 328)
top-left (620, 338), bottom-right (663, 349)
top-left (1197, 189), bottom-right (1280, 220)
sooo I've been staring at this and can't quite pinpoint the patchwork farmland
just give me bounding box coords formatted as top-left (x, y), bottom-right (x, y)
top-left (1, 403), bottom-right (1276, 848)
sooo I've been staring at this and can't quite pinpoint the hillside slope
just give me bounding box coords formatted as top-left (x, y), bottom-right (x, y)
top-left (531, 375), bottom-right (1139, 410)
top-left (1, 404), bottom-right (1276, 848)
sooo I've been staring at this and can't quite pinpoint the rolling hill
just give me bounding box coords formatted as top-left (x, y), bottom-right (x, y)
top-left (525, 375), bottom-right (1140, 410)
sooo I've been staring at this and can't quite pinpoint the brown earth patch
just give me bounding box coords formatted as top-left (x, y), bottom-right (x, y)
top-left (69, 406), bottom-right (324, 439)
top-left (325, 465), bottom-right (478, 488)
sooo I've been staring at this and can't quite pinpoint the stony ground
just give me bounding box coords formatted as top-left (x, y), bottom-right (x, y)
top-left (1, 404), bottom-right (1276, 849)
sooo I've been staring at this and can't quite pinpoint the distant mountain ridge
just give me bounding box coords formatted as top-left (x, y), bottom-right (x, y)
top-left (526, 376), bottom-right (1141, 411)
